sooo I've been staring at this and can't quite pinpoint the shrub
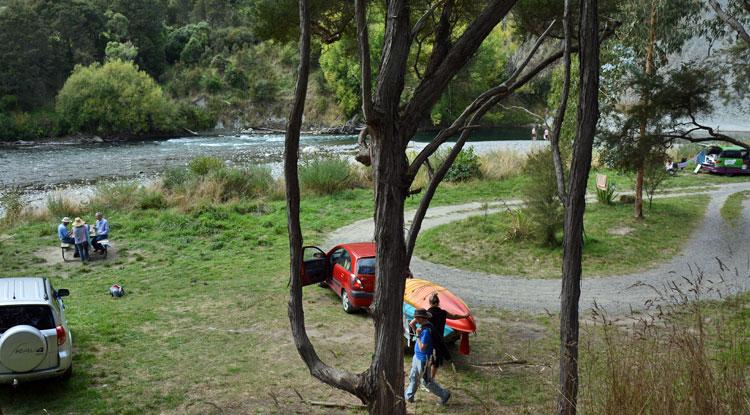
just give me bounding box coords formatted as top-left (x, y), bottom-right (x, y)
top-left (299, 157), bottom-right (353, 195)
top-left (504, 208), bottom-right (533, 242)
top-left (211, 165), bottom-right (273, 201)
top-left (521, 148), bottom-right (565, 246)
top-left (189, 156), bottom-right (225, 176)
top-left (162, 167), bottom-right (194, 191)
top-left (56, 60), bottom-right (180, 136)
top-left (443, 147), bottom-right (482, 182)
top-left (643, 160), bottom-right (670, 208)
top-left (136, 188), bottom-right (167, 210)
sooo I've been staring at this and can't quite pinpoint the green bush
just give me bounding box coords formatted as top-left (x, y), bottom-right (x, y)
top-left (56, 60), bottom-right (180, 136)
top-left (162, 167), bottom-right (194, 191)
top-left (136, 188), bottom-right (167, 210)
top-left (521, 148), bottom-right (565, 246)
top-left (211, 165), bottom-right (273, 201)
top-left (88, 182), bottom-right (139, 212)
top-left (299, 158), bottom-right (353, 195)
top-left (443, 147), bottom-right (483, 182)
top-left (189, 156), bottom-right (225, 176)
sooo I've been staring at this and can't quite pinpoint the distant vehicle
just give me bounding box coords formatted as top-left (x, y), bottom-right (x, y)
top-left (699, 145), bottom-right (750, 176)
top-left (0, 277), bottom-right (73, 384)
top-left (302, 242), bottom-right (376, 313)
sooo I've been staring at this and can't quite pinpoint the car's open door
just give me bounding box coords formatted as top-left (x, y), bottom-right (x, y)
top-left (301, 246), bottom-right (327, 286)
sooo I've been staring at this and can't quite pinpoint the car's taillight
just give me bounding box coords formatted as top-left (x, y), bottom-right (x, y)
top-left (56, 325), bottom-right (67, 346)
top-left (352, 277), bottom-right (364, 290)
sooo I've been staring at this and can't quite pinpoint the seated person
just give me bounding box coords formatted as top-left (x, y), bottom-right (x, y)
top-left (91, 212), bottom-right (109, 253)
top-left (58, 216), bottom-right (79, 257)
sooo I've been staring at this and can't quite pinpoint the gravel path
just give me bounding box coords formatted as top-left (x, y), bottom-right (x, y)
top-left (324, 183), bottom-right (750, 314)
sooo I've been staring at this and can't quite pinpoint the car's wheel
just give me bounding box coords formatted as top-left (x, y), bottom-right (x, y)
top-left (0, 325), bottom-right (48, 372)
top-left (342, 291), bottom-right (356, 314)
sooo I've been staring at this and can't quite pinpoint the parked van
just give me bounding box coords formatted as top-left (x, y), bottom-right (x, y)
top-left (699, 145), bottom-right (750, 176)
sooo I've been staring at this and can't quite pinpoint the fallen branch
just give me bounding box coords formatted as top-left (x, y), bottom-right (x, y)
top-left (471, 359), bottom-right (529, 367)
top-left (309, 401), bottom-right (367, 409)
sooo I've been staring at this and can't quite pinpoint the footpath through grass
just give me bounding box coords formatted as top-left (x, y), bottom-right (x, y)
top-left (416, 195), bottom-right (709, 278)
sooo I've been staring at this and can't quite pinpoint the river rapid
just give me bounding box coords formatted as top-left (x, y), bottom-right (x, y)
top-left (0, 128), bottom-right (543, 214)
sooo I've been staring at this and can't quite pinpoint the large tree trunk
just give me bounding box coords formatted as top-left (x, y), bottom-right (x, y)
top-left (557, 0), bottom-right (599, 414)
top-left (368, 128), bottom-right (409, 414)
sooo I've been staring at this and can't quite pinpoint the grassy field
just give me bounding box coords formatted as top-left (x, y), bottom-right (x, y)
top-left (0, 162), bottom-right (748, 414)
top-left (416, 195), bottom-right (709, 278)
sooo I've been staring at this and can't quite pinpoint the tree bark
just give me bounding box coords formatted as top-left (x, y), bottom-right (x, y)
top-left (285, 0), bottom-right (370, 404)
top-left (635, 0), bottom-right (657, 219)
top-left (557, 0), bottom-right (599, 414)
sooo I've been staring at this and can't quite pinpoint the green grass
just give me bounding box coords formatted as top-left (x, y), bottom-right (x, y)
top-left (0, 179), bottom-right (548, 414)
top-left (720, 190), bottom-right (750, 227)
top-left (0, 172), bottom-right (741, 414)
top-left (416, 195), bottom-right (710, 278)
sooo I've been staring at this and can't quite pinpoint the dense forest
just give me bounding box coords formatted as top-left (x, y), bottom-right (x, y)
top-left (0, 0), bottom-right (547, 141)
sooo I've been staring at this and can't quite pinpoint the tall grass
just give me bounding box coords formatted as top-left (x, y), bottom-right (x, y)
top-left (581, 270), bottom-right (749, 414)
top-left (299, 157), bottom-right (356, 195)
top-left (480, 149), bottom-right (527, 180)
top-left (0, 187), bottom-right (25, 224)
top-left (46, 192), bottom-right (84, 219)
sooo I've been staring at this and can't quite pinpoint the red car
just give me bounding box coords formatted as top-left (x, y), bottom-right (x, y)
top-left (302, 242), bottom-right (377, 313)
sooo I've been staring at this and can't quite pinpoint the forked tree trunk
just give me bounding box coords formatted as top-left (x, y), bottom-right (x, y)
top-left (557, 0), bottom-right (599, 414)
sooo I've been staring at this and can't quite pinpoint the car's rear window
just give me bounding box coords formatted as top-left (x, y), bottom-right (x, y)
top-left (0, 305), bottom-right (55, 334)
top-left (720, 150), bottom-right (744, 158)
top-left (358, 257), bottom-right (377, 274)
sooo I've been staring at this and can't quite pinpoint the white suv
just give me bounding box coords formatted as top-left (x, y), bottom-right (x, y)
top-left (0, 277), bottom-right (73, 384)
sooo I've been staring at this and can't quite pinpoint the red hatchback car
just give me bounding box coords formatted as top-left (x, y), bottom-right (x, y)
top-left (301, 242), bottom-right (377, 313)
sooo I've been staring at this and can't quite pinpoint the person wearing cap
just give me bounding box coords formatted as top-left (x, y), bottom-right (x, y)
top-left (71, 217), bottom-right (90, 263)
top-left (404, 308), bottom-right (451, 405)
top-left (57, 217), bottom-right (78, 257)
top-left (91, 212), bottom-right (109, 253)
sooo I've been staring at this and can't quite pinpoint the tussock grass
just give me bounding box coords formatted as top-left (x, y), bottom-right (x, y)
top-left (581, 273), bottom-right (749, 414)
top-left (299, 157), bottom-right (357, 195)
top-left (480, 149), bottom-right (527, 180)
top-left (46, 192), bottom-right (85, 219)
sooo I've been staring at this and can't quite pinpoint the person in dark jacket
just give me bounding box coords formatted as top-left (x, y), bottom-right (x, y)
top-left (426, 292), bottom-right (469, 380)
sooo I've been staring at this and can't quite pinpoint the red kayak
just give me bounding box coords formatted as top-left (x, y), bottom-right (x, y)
top-left (403, 278), bottom-right (476, 354)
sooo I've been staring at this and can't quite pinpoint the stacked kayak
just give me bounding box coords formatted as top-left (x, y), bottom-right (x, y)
top-left (403, 278), bottom-right (477, 354)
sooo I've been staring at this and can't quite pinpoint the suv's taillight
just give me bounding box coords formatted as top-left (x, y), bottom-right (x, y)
top-left (56, 325), bottom-right (67, 346)
top-left (352, 276), bottom-right (364, 290)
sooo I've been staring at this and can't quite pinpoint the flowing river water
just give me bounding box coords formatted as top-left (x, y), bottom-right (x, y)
top-left (0, 127), bottom-right (542, 214)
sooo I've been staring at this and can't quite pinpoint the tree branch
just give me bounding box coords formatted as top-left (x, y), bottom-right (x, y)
top-left (400, 0), bottom-right (516, 143)
top-left (406, 20), bottom-right (558, 180)
top-left (355, 0), bottom-right (375, 121)
top-left (708, 0), bottom-right (750, 46)
top-left (286, 0), bottom-right (369, 403)
top-left (411, 0), bottom-right (445, 37)
top-left (550, 1), bottom-right (573, 206)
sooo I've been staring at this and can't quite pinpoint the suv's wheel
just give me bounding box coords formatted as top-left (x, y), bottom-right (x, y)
top-left (342, 291), bottom-right (356, 314)
top-left (0, 325), bottom-right (48, 372)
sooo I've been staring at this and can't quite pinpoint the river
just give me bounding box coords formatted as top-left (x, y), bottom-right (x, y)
top-left (0, 127), bottom-right (539, 189)
top-left (0, 127), bottom-right (546, 215)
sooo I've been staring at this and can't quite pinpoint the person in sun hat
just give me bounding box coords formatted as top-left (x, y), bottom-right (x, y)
top-left (404, 308), bottom-right (451, 405)
top-left (57, 217), bottom-right (79, 257)
top-left (71, 217), bottom-right (90, 263)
